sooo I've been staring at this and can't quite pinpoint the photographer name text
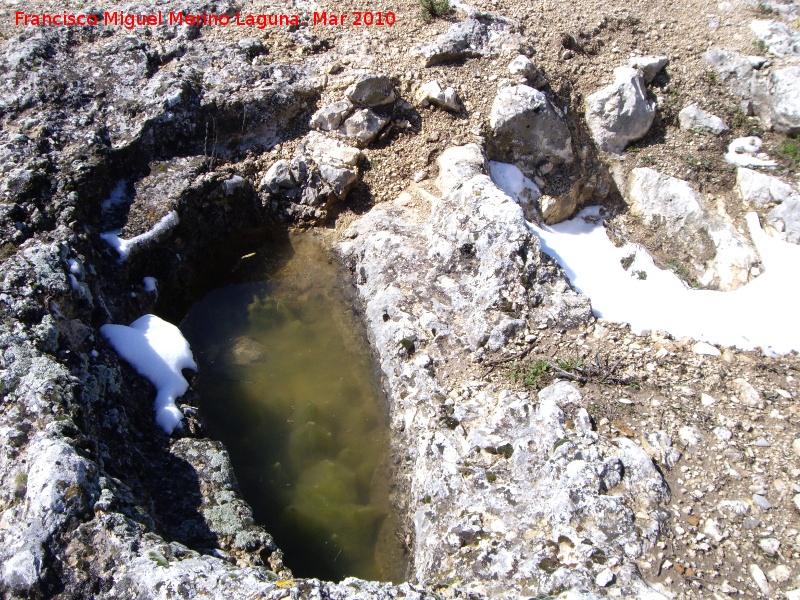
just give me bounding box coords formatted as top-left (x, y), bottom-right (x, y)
top-left (14, 10), bottom-right (397, 29)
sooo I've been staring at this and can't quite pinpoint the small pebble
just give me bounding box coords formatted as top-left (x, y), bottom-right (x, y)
top-left (752, 494), bottom-right (772, 510)
top-left (754, 438), bottom-right (770, 447)
top-left (758, 537), bottom-right (779, 556)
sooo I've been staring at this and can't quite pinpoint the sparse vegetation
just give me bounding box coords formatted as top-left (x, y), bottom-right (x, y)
top-left (701, 70), bottom-right (718, 85)
top-left (419, 0), bottom-right (452, 22)
top-left (756, 1), bottom-right (775, 14)
top-left (667, 261), bottom-right (699, 288)
top-left (620, 253), bottom-right (635, 270)
top-left (508, 352), bottom-right (636, 389)
top-left (753, 39), bottom-right (768, 55)
top-left (778, 137), bottom-right (800, 167)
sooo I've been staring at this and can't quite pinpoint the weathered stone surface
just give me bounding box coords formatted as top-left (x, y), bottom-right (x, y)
top-left (703, 49), bottom-right (760, 111)
top-left (585, 67), bottom-right (656, 154)
top-left (768, 196), bottom-right (800, 244)
top-left (337, 146), bottom-right (671, 598)
top-left (345, 74), bottom-right (396, 107)
top-left (310, 100), bottom-right (355, 131)
top-left (750, 20), bottom-right (800, 57)
top-left (488, 85), bottom-right (573, 175)
top-left (678, 104), bottom-right (729, 134)
top-left (436, 143), bottom-right (489, 196)
top-left (416, 81), bottom-right (462, 112)
top-left (736, 167), bottom-right (797, 207)
top-left (756, 67), bottom-right (800, 134)
top-left (626, 168), bottom-right (759, 290)
top-left (339, 108), bottom-right (389, 146)
top-left (414, 19), bottom-right (489, 66)
top-left (628, 55), bottom-right (669, 83)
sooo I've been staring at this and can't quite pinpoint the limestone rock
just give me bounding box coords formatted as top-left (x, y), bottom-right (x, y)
top-left (585, 67), bottom-right (656, 154)
top-left (260, 159), bottom-right (295, 194)
top-left (678, 104), bottom-right (729, 134)
top-left (767, 196), bottom-right (800, 244)
top-left (488, 85), bottom-right (573, 176)
top-left (757, 66), bottom-right (800, 134)
top-left (310, 100), bottom-right (354, 131)
top-left (436, 143), bottom-right (488, 197)
top-left (750, 20), bottom-right (800, 57)
top-left (508, 55), bottom-right (535, 77)
top-left (345, 74), bottom-right (396, 108)
top-left (736, 168), bottom-right (797, 207)
top-left (703, 49), bottom-right (760, 110)
top-left (415, 81), bottom-right (462, 112)
top-left (414, 19), bottom-right (489, 66)
top-left (627, 55), bottom-right (668, 83)
top-left (339, 108), bottom-right (389, 146)
top-left (626, 168), bottom-right (759, 290)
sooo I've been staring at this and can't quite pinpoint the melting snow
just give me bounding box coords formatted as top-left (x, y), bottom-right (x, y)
top-left (488, 162), bottom-right (800, 354)
top-left (724, 137), bottom-right (777, 167)
top-left (530, 206), bottom-right (800, 355)
top-left (100, 314), bottom-right (197, 433)
top-left (101, 211), bottom-right (179, 260)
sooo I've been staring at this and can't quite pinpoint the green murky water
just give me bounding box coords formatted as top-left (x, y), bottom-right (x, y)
top-left (180, 232), bottom-right (405, 582)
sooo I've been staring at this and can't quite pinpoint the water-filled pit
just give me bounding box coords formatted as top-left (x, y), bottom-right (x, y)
top-left (180, 231), bottom-right (405, 582)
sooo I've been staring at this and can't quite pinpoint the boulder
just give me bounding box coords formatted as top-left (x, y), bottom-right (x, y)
top-left (768, 196), bottom-right (800, 244)
top-left (627, 168), bottom-right (759, 290)
top-left (488, 85), bottom-right (573, 175)
top-left (310, 100), bottom-right (354, 131)
top-left (345, 74), bottom-right (396, 107)
top-left (585, 67), bottom-right (656, 154)
top-left (628, 55), bottom-right (669, 83)
top-left (338, 108), bottom-right (389, 146)
top-left (756, 67), bottom-right (800, 134)
top-left (415, 81), bottom-right (462, 112)
top-left (678, 104), bottom-right (729, 134)
top-left (736, 168), bottom-right (797, 207)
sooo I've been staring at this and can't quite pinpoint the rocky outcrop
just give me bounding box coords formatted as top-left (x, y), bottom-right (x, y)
top-left (413, 18), bottom-right (515, 66)
top-left (626, 168), bottom-right (760, 290)
top-left (749, 20), bottom-right (800, 57)
top-left (704, 49), bottom-right (800, 134)
top-left (585, 67), bottom-right (656, 154)
top-left (338, 146), bottom-right (671, 598)
top-left (488, 85), bottom-right (574, 176)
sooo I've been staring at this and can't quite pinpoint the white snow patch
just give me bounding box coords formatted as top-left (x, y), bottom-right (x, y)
top-left (68, 274), bottom-right (80, 292)
top-left (725, 137), bottom-right (777, 167)
top-left (143, 277), bottom-right (157, 293)
top-left (102, 180), bottom-right (128, 211)
top-left (100, 211), bottom-right (179, 260)
top-left (100, 314), bottom-right (197, 433)
top-left (489, 161), bottom-right (541, 203)
top-left (529, 206), bottom-right (800, 355)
